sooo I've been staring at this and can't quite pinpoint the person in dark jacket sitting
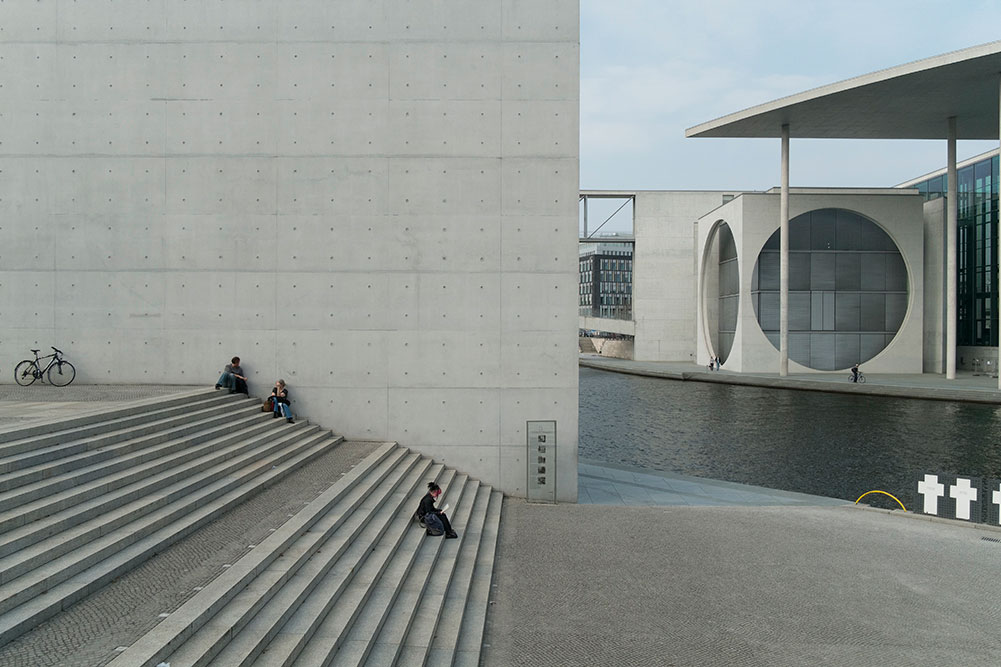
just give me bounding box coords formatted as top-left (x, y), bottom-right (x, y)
top-left (415, 482), bottom-right (457, 539)
top-left (216, 356), bottom-right (248, 394)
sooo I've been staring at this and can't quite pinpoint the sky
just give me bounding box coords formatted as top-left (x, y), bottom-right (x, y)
top-left (580, 0), bottom-right (1001, 229)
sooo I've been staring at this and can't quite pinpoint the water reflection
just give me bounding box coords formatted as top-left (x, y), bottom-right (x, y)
top-left (579, 367), bottom-right (1001, 508)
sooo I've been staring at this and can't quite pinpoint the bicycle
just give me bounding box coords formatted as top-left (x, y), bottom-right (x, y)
top-left (14, 347), bottom-right (76, 387)
top-left (848, 371), bottom-right (866, 384)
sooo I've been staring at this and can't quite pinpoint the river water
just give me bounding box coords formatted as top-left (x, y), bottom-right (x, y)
top-left (578, 366), bottom-right (1001, 509)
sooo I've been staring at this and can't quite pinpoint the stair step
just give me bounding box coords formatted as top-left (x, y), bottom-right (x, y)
top-left (449, 489), bottom-right (504, 667)
top-left (106, 442), bottom-right (404, 667)
top-left (0, 428), bottom-right (341, 647)
top-left (0, 423), bottom-right (323, 588)
top-left (0, 406), bottom-right (268, 521)
top-left (0, 416), bottom-right (277, 546)
top-left (390, 482), bottom-right (491, 667)
top-left (202, 458), bottom-right (441, 667)
top-left (263, 466), bottom-right (456, 667)
top-left (0, 392), bottom-right (239, 467)
top-left (29, 387), bottom-right (511, 667)
top-left (0, 398), bottom-right (259, 488)
top-left (334, 476), bottom-right (481, 667)
top-left (0, 388), bottom-right (220, 447)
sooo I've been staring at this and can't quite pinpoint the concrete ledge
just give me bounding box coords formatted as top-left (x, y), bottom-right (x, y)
top-left (580, 356), bottom-right (1001, 404)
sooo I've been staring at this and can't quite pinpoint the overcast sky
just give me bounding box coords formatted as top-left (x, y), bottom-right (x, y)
top-left (581, 0), bottom-right (1001, 200)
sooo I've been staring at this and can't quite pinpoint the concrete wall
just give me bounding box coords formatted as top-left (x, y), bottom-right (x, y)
top-left (922, 197), bottom-right (946, 373)
top-left (697, 190), bottom-right (925, 374)
top-left (632, 191), bottom-right (737, 361)
top-left (0, 0), bottom-right (580, 501)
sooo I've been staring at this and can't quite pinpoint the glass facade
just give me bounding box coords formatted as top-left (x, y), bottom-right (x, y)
top-left (751, 209), bottom-right (908, 371)
top-left (911, 154), bottom-right (1000, 347)
top-left (579, 245), bottom-right (633, 320)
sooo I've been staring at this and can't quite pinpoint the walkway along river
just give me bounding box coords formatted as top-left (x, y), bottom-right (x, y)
top-left (579, 366), bottom-right (1001, 510)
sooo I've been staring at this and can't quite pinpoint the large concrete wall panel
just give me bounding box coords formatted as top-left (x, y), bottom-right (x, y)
top-left (633, 191), bottom-right (737, 362)
top-left (696, 191), bottom-right (924, 374)
top-left (0, 0), bottom-right (579, 501)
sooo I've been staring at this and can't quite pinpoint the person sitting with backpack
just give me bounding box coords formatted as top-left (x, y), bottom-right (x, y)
top-left (270, 379), bottom-right (294, 423)
top-left (414, 482), bottom-right (457, 539)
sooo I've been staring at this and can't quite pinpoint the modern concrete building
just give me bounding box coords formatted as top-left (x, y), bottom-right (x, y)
top-left (697, 188), bottom-right (925, 374)
top-left (687, 40), bottom-right (1001, 383)
top-left (581, 41), bottom-right (1001, 380)
top-left (899, 149), bottom-right (1000, 371)
top-left (0, 1), bottom-right (580, 501)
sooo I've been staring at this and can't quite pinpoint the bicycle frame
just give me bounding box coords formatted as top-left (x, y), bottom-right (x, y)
top-left (15, 346), bottom-right (75, 387)
top-left (25, 349), bottom-right (62, 379)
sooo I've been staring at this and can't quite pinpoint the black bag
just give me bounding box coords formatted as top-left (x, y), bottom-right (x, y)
top-left (423, 513), bottom-right (445, 536)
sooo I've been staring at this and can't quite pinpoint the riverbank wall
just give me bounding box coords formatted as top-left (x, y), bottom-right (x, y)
top-left (579, 355), bottom-right (1001, 405)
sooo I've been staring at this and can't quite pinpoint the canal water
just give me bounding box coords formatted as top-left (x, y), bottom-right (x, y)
top-left (579, 366), bottom-right (1001, 509)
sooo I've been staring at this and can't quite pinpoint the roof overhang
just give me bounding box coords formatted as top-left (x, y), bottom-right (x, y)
top-left (686, 41), bottom-right (1001, 140)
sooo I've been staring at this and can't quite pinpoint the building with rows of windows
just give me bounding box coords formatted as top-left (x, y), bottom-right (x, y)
top-left (578, 242), bottom-right (633, 321)
top-left (579, 42), bottom-right (1001, 380)
top-left (899, 150), bottom-right (999, 361)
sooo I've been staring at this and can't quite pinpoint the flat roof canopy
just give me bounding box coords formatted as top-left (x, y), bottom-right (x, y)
top-left (686, 41), bottom-right (1001, 140)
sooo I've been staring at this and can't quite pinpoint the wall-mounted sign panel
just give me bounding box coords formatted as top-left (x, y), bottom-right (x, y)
top-left (527, 420), bottom-right (556, 503)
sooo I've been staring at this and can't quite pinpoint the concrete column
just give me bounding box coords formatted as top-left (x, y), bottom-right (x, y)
top-left (946, 117), bottom-right (957, 380)
top-left (998, 78), bottom-right (1001, 390)
top-left (779, 124), bottom-right (790, 377)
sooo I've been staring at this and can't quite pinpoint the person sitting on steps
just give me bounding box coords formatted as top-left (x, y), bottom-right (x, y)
top-left (415, 482), bottom-right (458, 539)
top-left (271, 379), bottom-right (294, 424)
top-left (216, 356), bottom-right (248, 394)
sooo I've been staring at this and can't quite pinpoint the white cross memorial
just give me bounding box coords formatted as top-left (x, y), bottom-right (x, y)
top-left (917, 474), bottom-right (945, 515)
top-left (949, 477), bottom-right (978, 521)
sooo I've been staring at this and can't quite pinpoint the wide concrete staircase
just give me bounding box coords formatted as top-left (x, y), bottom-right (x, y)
top-left (108, 440), bottom-right (503, 667)
top-left (0, 388), bottom-right (343, 648)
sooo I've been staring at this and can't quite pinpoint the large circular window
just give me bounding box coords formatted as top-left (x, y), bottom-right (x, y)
top-left (751, 209), bottom-right (907, 371)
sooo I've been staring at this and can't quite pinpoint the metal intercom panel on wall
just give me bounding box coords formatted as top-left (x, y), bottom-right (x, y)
top-left (527, 420), bottom-right (557, 503)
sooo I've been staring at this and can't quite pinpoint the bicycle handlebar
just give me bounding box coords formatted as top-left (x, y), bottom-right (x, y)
top-left (51, 347), bottom-right (63, 355)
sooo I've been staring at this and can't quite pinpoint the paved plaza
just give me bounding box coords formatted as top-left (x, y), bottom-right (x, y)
top-left (483, 500), bottom-right (1001, 666)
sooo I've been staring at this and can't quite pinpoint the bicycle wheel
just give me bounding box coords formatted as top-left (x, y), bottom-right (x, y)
top-left (857, 374), bottom-right (866, 384)
top-left (48, 360), bottom-right (76, 387)
top-left (14, 360), bottom-right (38, 386)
